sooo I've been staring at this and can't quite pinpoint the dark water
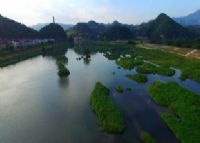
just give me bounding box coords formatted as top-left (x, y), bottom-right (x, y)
top-left (0, 48), bottom-right (199, 143)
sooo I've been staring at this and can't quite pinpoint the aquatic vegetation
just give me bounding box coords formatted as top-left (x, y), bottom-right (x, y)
top-left (140, 131), bottom-right (156, 143)
top-left (115, 85), bottom-right (124, 93)
top-left (126, 74), bottom-right (147, 83)
top-left (148, 81), bottom-right (200, 143)
top-left (132, 47), bottom-right (200, 82)
top-left (90, 82), bottom-right (125, 133)
top-left (116, 57), bottom-right (143, 70)
top-left (136, 63), bottom-right (157, 74)
top-left (57, 63), bottom-right (70, 77)
top-left (156, 66), bottom-right (175, 76)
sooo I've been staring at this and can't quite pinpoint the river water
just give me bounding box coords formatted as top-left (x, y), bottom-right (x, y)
top-left (0, 48), bottom-right (199, 143)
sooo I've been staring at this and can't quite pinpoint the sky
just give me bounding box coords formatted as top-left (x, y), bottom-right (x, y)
top-left (0, 0), bottom-right (200, 26)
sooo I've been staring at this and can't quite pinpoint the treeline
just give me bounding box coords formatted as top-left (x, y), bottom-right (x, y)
top-left (67, 13), bottom-right (200, 49)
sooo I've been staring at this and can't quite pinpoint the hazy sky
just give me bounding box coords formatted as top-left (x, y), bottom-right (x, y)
top-left (0, 0), bottom-right (199, 26)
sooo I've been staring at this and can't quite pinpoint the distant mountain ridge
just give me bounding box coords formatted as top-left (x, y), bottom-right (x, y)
top-left (31, 23), bottom-right (73, 31)
top-left (174, 9), bottom-right (200, 26)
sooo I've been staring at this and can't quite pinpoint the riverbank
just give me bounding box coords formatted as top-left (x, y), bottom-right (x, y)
top-left (0, 42), bottom-right (69, 67)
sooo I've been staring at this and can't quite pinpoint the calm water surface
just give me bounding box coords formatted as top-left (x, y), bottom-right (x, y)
top-left (0, 48), bottom-right (199, 143)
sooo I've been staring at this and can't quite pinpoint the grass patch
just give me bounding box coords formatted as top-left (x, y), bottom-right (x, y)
top-left (116, 57), bottom-right (143, 70)
top-left (126, 74), bottom-right (147, 83)
top-left (90, 82), bottom-right (125, 133)
top-left (115, 85), bottom-right (124, 93)
top-left (140, 131), bottom-right (156, 143)
top-left (148, 81), bottom-right (200, 143)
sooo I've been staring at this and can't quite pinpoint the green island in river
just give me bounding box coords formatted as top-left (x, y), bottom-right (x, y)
top-left (148, 81), bottom-right (200, 143)
top-left (90, 82), bottom-right (125, 133)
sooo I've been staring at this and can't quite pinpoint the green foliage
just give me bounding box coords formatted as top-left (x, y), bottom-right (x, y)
top-left (115, 85), bottom-right (124, 93)
top-left (97, 42), bottom-right (133, 60)
top-left (57, 63), bottom-right (70, 77)
top-left (136, 63), bottom-right (157, 74)
top-left (126, 74), bottom-right (147, 83)
top-left (133, 47), bottom-right (200, 82)
top-left (156, 66), bottom-right (175, 76)
top-left (116, 58), bottom-right (143, 70)
top-left (140, 131), bottom-right (156, 143)
top-left (148, 81), bottom-right (200, 143)
top-left (56, 55), bottom-right (70, 77)
top-left (90, 82), bottom-right (125, 133)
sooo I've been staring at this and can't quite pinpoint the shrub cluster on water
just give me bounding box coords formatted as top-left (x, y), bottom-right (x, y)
top-left (136, 63), bottom-right (175, 77)
top-left (115, 85), bottom-right (124, 93)
top-left (136, 63), bottom-right (157, 74)
top-left (156, 66), bottom-right (175, 76)
top-left (90, 82), bottom-right (125, 133)
top-left (126, 74), bottom-right (147, 83)
top-left (57, 63), bottom-right (70, 77)
top-left (116, 57), bottom-right (143, 70)
top-left (148, 81), bottom-right (200, 143)
top-left (56, 56), bottom-right (70, 77)
top-left (140, 131), bottom-right (156, 143)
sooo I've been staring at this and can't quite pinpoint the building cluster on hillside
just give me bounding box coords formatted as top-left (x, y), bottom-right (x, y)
top-left (0, 38), bottom-right (55, 50)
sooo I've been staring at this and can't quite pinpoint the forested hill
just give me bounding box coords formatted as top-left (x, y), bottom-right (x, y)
top-left (40, 23), bottom-right (67, 40)
top-left (137, 13), bottom-right (197, 42)
top-left (0, 15), bottom-right (39, 39)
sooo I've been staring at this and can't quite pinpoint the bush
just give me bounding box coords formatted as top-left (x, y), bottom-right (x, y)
top-left (57, 63), bottom-right (70, 77)
top-left (115, 85), bottom-right (124, 93)
top-left (116, 58), bottom-right (143, 70)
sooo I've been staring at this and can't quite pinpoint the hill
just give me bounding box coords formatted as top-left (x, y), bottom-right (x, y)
top-left (103, 21), bottom-right (134, 40)
top-left (138, 13), bottom-right (196, 42)
top-left (67, 21), bottom-right (106, 40)
top-left (40, 23), bottom-right (67, 41)
top-left (174, 10), bottom-right (200, 26)
top-left (31, 23), bottom-right (73, 31)
top-left (67, 20), bottom-right (135, 41)
top-left (0, 15), bottom-right (39, 39)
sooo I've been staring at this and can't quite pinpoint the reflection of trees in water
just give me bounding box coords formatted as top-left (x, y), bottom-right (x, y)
top-left (58, 77), bottom-right (70, 89)
top-left (43, 44), bottom-right (68, 58)
top-left (83, 57), bottom-right (91, 65)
